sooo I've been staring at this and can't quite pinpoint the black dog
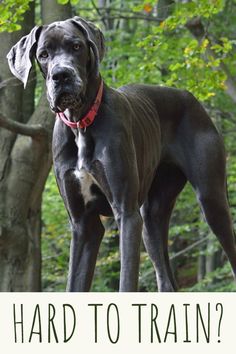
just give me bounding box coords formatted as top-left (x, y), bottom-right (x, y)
top-left (7, 17), bottom-right (236, 291)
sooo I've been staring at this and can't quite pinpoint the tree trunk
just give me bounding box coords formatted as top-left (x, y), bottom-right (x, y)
top-left (0, 0), bottom-right (71, 291)
top-left (205, 240), bottom-right (222, 274)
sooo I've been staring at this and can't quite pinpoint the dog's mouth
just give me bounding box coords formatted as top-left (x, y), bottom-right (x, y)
top-left (52, 92), bottom-right (84, 113)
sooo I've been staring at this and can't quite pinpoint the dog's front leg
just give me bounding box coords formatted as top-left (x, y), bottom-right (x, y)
top-left (92, 151), bottom-right (142, 291)
top-left (116, 210), bottom-right (143, 292)
top-left (67, 213), bottom-right (105, 292)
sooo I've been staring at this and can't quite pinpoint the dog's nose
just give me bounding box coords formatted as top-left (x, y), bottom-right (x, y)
top-left (51, 67), bottom-right (72, 83)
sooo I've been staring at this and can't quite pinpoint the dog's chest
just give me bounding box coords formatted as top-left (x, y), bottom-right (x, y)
top-left (74, 131), bottom-right (100, 205)
top-left (74, 169), bottom-right (98, 205)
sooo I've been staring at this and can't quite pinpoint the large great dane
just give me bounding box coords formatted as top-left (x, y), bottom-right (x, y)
top-left (7, 17), bottom-right (236, 291)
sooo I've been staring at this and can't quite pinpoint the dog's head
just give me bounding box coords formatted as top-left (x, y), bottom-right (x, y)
top-left (7, 17), bottom-right (105, 113)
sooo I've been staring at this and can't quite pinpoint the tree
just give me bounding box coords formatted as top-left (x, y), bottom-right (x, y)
top-left (0, 0), bottom-right (72, 291)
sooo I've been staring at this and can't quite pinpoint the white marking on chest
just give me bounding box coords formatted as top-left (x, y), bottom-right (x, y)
top-left (75, 131), bottom-right (86, 170)
top-left (74, 169), bottom-right (98, 205)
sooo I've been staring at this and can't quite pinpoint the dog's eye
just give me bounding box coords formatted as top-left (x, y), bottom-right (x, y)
top-left (39, 51), bottom-right (49, 59)
top-left (73, 43), bottom-right (80, 51)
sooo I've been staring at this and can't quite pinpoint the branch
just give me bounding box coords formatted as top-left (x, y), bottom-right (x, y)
top-left (0, 113), bottom-right (48, 139)
top-left (170, 236), bottom-right (209, 260)
top-left (89, 3), bottom-right (163, 26)
top-left (141, 235), bottom-right (209, 280)
top-left (100, 15), bottom-right (163, 22)
top-left (91, 0), bottom-right (107, 27)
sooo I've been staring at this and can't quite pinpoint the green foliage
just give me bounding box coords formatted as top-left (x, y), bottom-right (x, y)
top-left (188, 263), bottom-right (236, 292)
top-left (0, 0), bottom-right (32, 32)
top-left (135, 0), bottom-right (232, 102)
top-left (160, 0), bottom-right (225, 27)
top-left (57, 0), bottom-right (79, 4)
top-left (92, 227), bottom-right (120, 291)
top-left (57, 0), bottom-right (70, 4)
top-left (139, 253), bottom-right (157, 292)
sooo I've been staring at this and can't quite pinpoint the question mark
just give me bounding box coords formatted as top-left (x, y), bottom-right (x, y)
top-left (216, 303), bottom-right (223, 343)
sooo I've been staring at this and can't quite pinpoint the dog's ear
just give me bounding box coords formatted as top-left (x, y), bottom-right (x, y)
top-left (71, 17), bottom-right (105, 75)
top-left (7, 26), bottom-right (43, 88)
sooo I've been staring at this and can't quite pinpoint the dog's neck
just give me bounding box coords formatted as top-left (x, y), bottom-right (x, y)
top-left (68, 74), bottom-right (102, 123)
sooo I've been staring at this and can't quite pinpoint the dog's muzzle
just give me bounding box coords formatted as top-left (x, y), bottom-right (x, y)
top-left (47, 65), bottom-right (84, 112)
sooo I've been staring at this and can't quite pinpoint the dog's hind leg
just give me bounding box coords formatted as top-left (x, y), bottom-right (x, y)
top-left (197, 189), bottom-right (236, 278)
top-left (141, 164), bottom-right (187, 292)
top-left (184, 129), bottom-right (236, 280)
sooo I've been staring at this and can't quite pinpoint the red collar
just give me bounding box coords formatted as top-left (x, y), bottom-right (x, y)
top-left (56, 80), bottom-right (103, 130)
